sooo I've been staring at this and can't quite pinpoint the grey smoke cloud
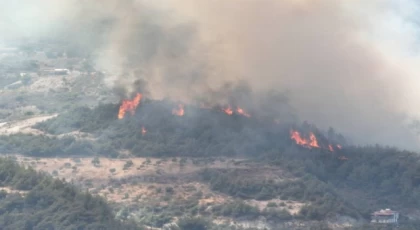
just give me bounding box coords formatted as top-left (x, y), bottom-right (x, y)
top-left (174, 0), bottom-right (419, 150)
top-left (1, 0), bottom-right (420, 150)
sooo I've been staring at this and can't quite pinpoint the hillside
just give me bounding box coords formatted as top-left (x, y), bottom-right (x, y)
top-left (0, 99), bottom-right (420, 229)
top-left (1, 38), bottom-right (419, 230)
top-left (0, 157), bottom-right (140, 230)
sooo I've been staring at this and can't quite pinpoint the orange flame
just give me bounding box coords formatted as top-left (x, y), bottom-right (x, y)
top-left (172, 104), bottom-right (185, 116)
top-left (290, 130), bottom-right (320, 149)
top-left (118, 93), bottom-right (142, 119)
top-left (290, 130), bottom-right (308, 146)
top-left (142, 126), bottom-right (147, 135)
top-left (236, 107), bottom-right (251, 117)
top-left (308, 132), bottom-right (320, 148)
top-left (328, 144), bottom-right (334, 152)
top-left (223, 106), bottom-right (233, 115)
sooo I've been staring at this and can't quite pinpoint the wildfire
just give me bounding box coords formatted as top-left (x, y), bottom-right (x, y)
top-left (328, 144), bottom-right (334, 152)
top-left (308, 132), bottom-right (320, 148)
top-left (336, 144), bottom-right (342, 149)
top-left (290, 130), bottom-right (320, 149)
top-left (142, 126), bottom-right (147, 135)
top-left (223, 106), bottom-right (233, 115)
top-left (222, 105), bottom-right (251, 117)
top-left (172, 104), bottom-right (185, 116)
top-left (236, 107), bottom-right (251, 117)
top-left (118, 93), bottom-right (142, 119)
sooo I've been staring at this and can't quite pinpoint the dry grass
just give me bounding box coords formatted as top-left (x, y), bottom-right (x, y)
top-left (14, 156), bottom-right (241, 204)
top-left (16, 156), bottom-right (254, 182)
top-left (246, 199), bottom-right (306, 215)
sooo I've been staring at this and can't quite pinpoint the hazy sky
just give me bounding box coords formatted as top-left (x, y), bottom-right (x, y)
top-left (2, 0), bottom-right (420, 150)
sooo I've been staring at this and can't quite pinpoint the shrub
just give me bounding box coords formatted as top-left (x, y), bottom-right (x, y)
top-left (267, 202), bottom-right (278, 208)
top-left (177, 217), bottom-right (210, 230)
top-left (165, 186), bottom-right (174, 194)
top-left (123, 160), bottom-right (134, 170)
top-left (91, 157), bottom-right (100, 167)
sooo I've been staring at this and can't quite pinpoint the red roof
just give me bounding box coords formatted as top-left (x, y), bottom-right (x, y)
top-left (372, 209), bottom-right (398, 216)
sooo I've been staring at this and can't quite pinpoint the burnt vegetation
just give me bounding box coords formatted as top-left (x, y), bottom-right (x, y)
top-left (1, 100), bottom-right (420, 228)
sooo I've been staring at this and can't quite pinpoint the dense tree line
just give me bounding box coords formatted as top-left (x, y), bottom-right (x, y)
top-left (33, 101), bottom-right (294, 157)
top-left (263, 146), bottom-right (420, 219)
top-left (200, 168), bottom-right (359, 220)
top-left (0, 133), bottom-right (122, 158)
top-left (33, 104), bottom-right (118, 135)
top-left (0, 158), bottom-right (141, 230)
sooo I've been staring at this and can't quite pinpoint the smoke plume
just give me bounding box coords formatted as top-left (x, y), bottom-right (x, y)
top-left (2, 0), bottom-right (420, 150)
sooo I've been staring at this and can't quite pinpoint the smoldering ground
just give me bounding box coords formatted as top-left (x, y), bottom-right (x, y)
top-left (2, 0), bottom-right (420, 150)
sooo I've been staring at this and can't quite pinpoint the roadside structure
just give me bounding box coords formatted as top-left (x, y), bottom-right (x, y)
top-left (371, 209), bottom-right (399, 224)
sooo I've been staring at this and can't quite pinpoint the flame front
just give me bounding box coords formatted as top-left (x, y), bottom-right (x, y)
top-left (142, 126), bottom-right (147, 135)
top-left (172, 104), bottom-right (185, 116)
top-left (118, 93), bottom-right (142, 119)
top-left (223, 106), bottom-right (233, 115)
top-left (290, 130), bottom-right (308, 146)
top-left (236, 107), bottom-right (251, 117)
top-left (290, 130), bottom-right (320, 149)
top-left (222, 105), bottom-right (251, 117)
top-left (328, 144), bottom-right (334, 152)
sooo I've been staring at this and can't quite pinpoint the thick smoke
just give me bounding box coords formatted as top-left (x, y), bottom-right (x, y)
top-left (2, 0), bottom-right (420, 150)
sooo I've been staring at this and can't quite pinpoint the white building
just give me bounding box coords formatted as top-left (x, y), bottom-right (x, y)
top-left (40, 68), bottom-right (69, 75)
top-left (371, 209), bottom-right (399, 224)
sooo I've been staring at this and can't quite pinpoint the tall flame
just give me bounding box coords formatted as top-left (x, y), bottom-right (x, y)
top-left (118, 93), bottom-right (142, 119)
top-left (308, 132), bottom-right (320, 148)
top-left (172, 104), bottom-right (185, 116)
top-left (236, 107), bottom-right (251, 117)
top-left (290, 130), bottom-right (320, 149)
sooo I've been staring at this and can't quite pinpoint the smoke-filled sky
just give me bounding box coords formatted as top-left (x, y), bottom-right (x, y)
top-left (2, 0), bottom-right (420, 150)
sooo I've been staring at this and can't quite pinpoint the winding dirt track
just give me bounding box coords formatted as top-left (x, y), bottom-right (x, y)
top-left (0, 114), bottom-right (58, 135)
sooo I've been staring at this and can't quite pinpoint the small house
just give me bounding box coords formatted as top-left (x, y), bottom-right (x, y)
top-left (40, 68), bottom-right (69, 76)
top-left (371, 209), bottom-right (399, 224)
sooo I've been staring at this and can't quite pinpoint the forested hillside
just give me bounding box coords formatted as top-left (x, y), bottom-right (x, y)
top-left (1, 101), bottom-right (420, 229)
top-left (0, 158), bottom-right (140, 230)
